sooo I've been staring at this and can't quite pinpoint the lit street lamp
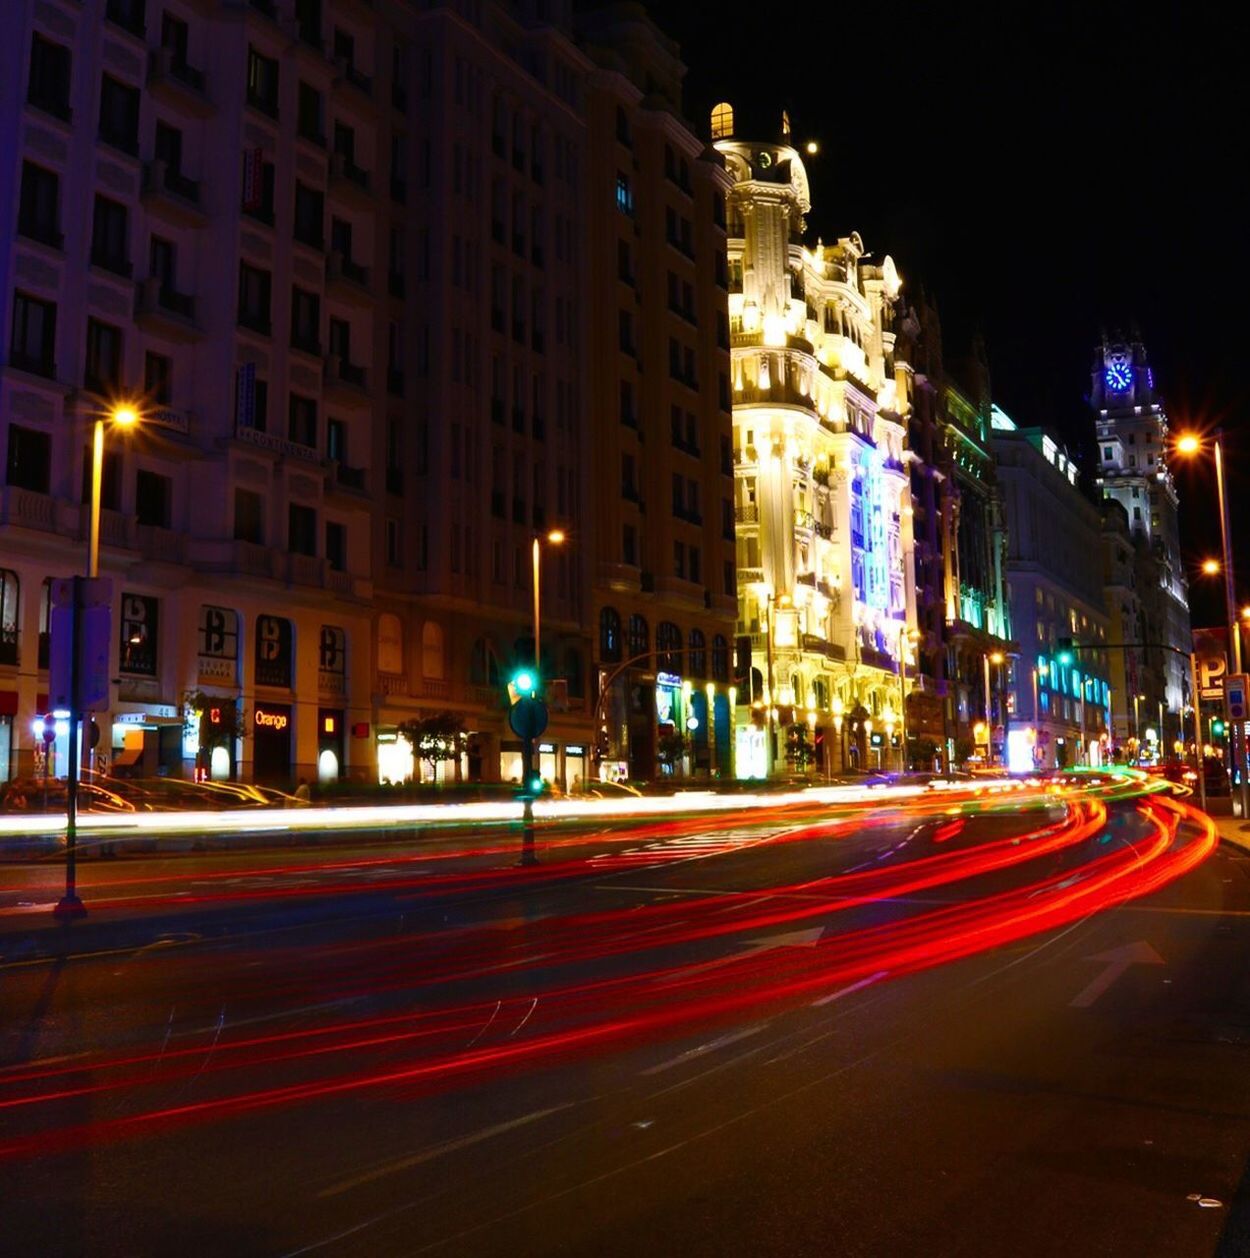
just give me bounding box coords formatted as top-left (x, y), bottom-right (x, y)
top-left (531, 529), bottom-right (565, 674)
top-left (89, 402), bottom-right (139, 578)
top-left (1175, 431), bottom-right (1247, 817)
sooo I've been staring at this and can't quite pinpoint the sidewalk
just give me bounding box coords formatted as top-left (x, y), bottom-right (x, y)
top-left (1211, 813), bottom-right (1250, 855)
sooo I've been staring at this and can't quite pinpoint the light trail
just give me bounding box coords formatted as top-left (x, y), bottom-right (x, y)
top-left (0, 790), bottom-right (1215, 1161)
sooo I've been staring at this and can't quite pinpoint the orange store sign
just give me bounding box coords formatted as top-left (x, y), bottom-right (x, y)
top-left (254, 707), bottom-right (289, 732)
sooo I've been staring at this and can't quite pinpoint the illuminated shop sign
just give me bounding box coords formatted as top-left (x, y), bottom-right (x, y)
top-left (254, 707), bottom-right (289, 732)
top-left (656, 672), bottom-right (681, 688)
top-left (565, 744), bottom-right (586, 755)
top-left (538, 742), bottom-right (556, 753)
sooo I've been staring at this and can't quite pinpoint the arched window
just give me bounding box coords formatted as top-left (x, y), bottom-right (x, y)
top-left (687, 628), bottom-right (706, 678)
top-left (627, 613), bottom-right (649, 661)
top-left (38, 578), bottom-right (52, 669)
top-left (599, 606), bottom-right (621, 662)
top-left (319, 625), bottom-right (346, 677)
top-left (421, 621), bottom-right (444, 680)
top-left (0, 569), bottom-right (18, 666)
top-left (656, 622), bottom-right (681, 673)
top-left (711, 634), bottom-right (729, 682)
top-left (791, 673), bottom-right (803, 706)
top-left (377, 613), bottom-right (403, 675)
top-left (563, 646), bottom-right (584, 698)
top-left (812, 677), bottom-right (829, 710)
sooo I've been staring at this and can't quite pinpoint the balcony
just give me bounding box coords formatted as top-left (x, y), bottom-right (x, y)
top-left (329, 152), bottom-right (372, 207)
top-left (104, 0), bottom-right (145, 39)
top-left (329, 461), bottom-right (368, 497)
top-left (142, 160), bottom-right (206, 226)
top-left (6, 350), bottom-right (56, 380)
top-left (318, 668), bottom-right (347, 697)
top-left (323, 355), bottom-right (368, 404)
top-left (735, 504), bottom-right (758, 524)
top-left (0, 486), bottom-right (56, 532)
top-left (135, 276), bottom-right (202, 341)
top-left (801, 634), bottom-right (847, 663)
top-left (136, 523), bottom-right (186, 564)
top-left (285, 553), bottom-right (326, 588)
top-left (325, 252), bottom-right (371, 305)
top-left (147, 48), bottom-right (212, 116)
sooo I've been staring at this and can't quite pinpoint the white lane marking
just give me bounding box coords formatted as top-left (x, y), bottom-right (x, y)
top-left (639, 1024), bottom-right (767, 1076)
top-left (317, 1103), bottom-right (576, 1199)
top-left (1069, 940), bottom-right (1165, 1008)
top-left (810, 970), bottom-right (889, 1007)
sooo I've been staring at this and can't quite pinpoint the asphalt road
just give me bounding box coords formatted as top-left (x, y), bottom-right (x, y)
top-left (3, 784), bottom-right (1249, 1257)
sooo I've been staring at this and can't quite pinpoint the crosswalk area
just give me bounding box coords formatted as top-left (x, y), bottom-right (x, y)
top-left (587, 825), bottom-right (774, 871)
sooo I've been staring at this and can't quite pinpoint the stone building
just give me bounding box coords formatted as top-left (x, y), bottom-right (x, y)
top-left (715, 109), bottom-right (917, 777)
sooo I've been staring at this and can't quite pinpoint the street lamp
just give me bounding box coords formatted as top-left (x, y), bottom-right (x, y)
top-left (897, 625), bottom-right (919, 773)
top-left (89, 401), bottom-right (139, 578)
top-left (1175, 430), bottom-right (1246, 816)
top-left (983, 650), bottom-right (1004, 766)
top-left (531, 529), bottom-right (565, 675)
top-left (832, 694), bottom-right (845, 773)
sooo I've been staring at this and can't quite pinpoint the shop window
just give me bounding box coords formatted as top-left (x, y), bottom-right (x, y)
top-left (627, 613), bottom-right (648, 661)
top-left (687, 628), bottom-right (706, 678)
top-left (711, 634), bottom-right (729, 682)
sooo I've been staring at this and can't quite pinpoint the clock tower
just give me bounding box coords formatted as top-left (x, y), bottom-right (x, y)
top-left (1091, 332), bottom-right (1191, 740)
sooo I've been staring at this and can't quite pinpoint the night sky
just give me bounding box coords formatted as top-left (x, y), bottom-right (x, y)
top-left (641, 1), bottom-right (1247, 628)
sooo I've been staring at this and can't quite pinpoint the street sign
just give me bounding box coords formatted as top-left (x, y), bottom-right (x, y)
top-left (508, 697), bottom-right (549, 740)
top-left (48, 578), bottom-right (113, 711)
top-left (1226, 674), bottom-right (1248, 722)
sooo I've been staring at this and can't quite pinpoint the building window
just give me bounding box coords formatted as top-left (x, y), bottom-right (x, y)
top-left (712, 634), bottom-right (729, 682)
top-left (326, 521), bottom-right (347, 572)
top-left (91, 196), bottom-right (130, 275)
top-left (10, 291), bottom-right (56, 377)
top-left (293, 182), bottom-right (324, 248)
top-left (288, 393), bottom-right (317, 448)
top-left (622, 524), bottom-right (637, 566)
top-left (288, 503), bottom-right (317, 556)
top-left (246, 45), bottom-right (279, 116)
top-left (599, 606), bottom-right (621, 662)
top-left (80, 444), bottom-right (120, 510)
top-left (615, 171), bottom-right (633, 215)
top-left (255, 614), bottom-right (294, 688)
top-left (119, 593), bottom-right (159, 676)
top-left (656, 622), bottom-right (682, 673)
top-left (237, 262), bottom-right (272, 334)
top-left (0, 570), bottom-right (18, 667)
top-left (385, 518), bottom-right (402, 567)
top-left (688, 629), bottom-right (707, 678)
top-left (291, 287), bottom-right (320, 353)
top-left (135, 470), bottom-right (171, 528)
top-left (84, 317), bottom-right (122, 393)
top-left (18, 163), bottom-right (60, 248)
top-left (98, 74), bottom-right (140, 153)
top-left (627, 614), bottom-right (649, 661)
top-left (145, 352), bottom-right (172, 405)
top-left (421, 621), bottom-right (444, 679)
top-left (28, 33), bottom-right (72, 120)
top-left (297, 81), bottom-right (325, 144)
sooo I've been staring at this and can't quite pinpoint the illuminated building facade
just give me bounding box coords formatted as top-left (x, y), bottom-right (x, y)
top-left (715, 112), bottom-right (917, 777)
top-left (578, 8), bottom-right (737, 782)
top-left (992, 411), bottom-right (1110, 768)
top-left (939, 364), bottom-right (1013, 766)
top-left (0, 0), bottom-right (381, 785)
top-left (1091, 333), bottom-right (1190, 748)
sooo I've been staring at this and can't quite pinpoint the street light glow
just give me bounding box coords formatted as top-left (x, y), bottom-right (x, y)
top-left (1175, 433), bottom-right (1201, 455)
top-left (1202, 558), bottom-right (1221, 576)
top-left (111, 403), bottom-right (140, 426)
top-left (546, 529), bottom-right (566, 544)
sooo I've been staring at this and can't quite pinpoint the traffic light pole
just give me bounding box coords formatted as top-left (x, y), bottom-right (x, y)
top-left (521, 735), bottom-right (537, 866)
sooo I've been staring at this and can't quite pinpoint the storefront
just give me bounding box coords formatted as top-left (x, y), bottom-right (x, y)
top-left (564, 743), bottom-right (588, 792)
top-left (376, 726), bottom-right (413, 784)
top-left (252, 702), bottom-right (293, 783)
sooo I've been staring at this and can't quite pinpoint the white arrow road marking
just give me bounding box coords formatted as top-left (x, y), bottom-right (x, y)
top-left (656, 926), bottom-right (826, 984)
top-left (1070, 940), bottom-right (1165, 1008)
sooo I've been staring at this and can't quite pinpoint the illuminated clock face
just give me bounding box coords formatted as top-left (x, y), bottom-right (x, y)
top-left (1105, 360), bottom-right (1132, 391)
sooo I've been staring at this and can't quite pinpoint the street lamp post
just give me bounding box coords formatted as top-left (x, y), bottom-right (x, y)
top-left (765, 592), bottom-right (791, 777)
top-left (1177, 431), bottom-right (1248, 817)
top-left (983, 650), bottom-right (1003, 766)
top-left (530, 529), bottom-right (565, 675)
top-left (55, 402), bottom-right (139, 920)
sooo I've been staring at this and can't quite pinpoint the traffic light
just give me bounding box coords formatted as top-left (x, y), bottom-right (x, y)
top-left (1212, 718), bottom-right (1227, 737)
top-left (1056, 637), bottom-right (1075, 665)
top-left (508, 668), bottom-right (538, 704)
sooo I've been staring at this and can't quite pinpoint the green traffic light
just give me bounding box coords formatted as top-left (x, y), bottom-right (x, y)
top-left (513, 669), bottom-right (536, 695)
top-left (1213, 719), bottom-right (1226, 736)
top-left (1057, 651), bottom-right (1074, 666)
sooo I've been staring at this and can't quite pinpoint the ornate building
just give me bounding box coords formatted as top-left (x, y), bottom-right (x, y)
top-left (715, 110), bottom-right (917, 777)
top-left (1091, 333), bottom-right (1190, 749)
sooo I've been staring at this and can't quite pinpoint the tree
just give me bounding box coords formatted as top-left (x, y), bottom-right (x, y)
top-left (398, 712), bottom-right (464, 780)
